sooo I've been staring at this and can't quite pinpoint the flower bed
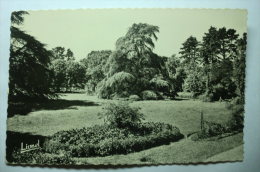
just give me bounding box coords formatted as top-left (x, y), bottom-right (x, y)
top-left (44, 122), bottom-right (184, 157)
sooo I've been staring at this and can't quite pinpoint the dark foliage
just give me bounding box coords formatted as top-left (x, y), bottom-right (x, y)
top-left (98, 102), bottom-right (145, 129)
top-left (9, 150), bottom-right (75, 165)
top-left (44, 122), bottom-right (183, 157)
top-left (9, 11), bottom-right (56, 101)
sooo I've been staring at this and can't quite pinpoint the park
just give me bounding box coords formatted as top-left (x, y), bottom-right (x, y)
top-left (6, 10), bottom-right (246, 165)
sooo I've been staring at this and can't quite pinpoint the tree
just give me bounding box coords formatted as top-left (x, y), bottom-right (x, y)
top-left (114, 23), bottom-right (160, 78)
top-left (165, 55), bottom-right (185, 96)
top-left (9, 11), bottom-right (55, 101)
top-left (179, 36), bottom-right (202, 96)
top-left (97, 72), bottom-right (136, 99)
top-left (65, 48), bottom-right (75, 61)
top-left (201, 27), bottom-right (239, 100)
top-left (233, 33), bottom-right (247, 102)
top-left (98, 23), bottom-right (170, 99)
top-left (179, 36), bottom-right (200, 70)
top-left (51, 46), bottom-right (66, 60)
top-left (51, 47), bottom-right (75, 61)
top-left (200, 26), bottom-right (219, 94)
top-left (51, 59), bottom-right (86, 92)
top-left (216, 27), bottom-right (239, 61)
top-left (66, 61), bottom-right (86, 90)
top-left (50, 59), bottom-right (67, 92)
top-left (81, 50), bottom-right (112, 94)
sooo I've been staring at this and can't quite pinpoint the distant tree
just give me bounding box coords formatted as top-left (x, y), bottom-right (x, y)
top-left (165, 55), bottom-right (185, 96)
top-left (216, 27), bottom-right (239, 61)
top-left (179, 36), bottom-right (202, 96)
top-left (179, 36), bottom-right (200, 70)
top-left (51, 46), bottom-right (66, 60)
top-left (50, 59), bottom-right (67, 92)
top-left (66, 60), bottom-right (86, 90)
top-left (51, 59), bottom-right (86, 92)
top-left (65, 48), bottom-right (75, 61)
top-left (9, 11), bottom-right (55, 101)
top-left (51, 47), bottom-right (75, 61)
top-left (81, 50), bottom-right (112, 94)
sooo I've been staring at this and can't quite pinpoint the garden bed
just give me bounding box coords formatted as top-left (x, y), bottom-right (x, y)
top-left (43, 122), bottom-right (184, 157)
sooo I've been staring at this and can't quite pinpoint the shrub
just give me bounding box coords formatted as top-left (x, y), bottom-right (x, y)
top-left (99, 102), bottom-right (145, 129)
top-left (177, 92), bottom-right (193, 99)
top-left (9, 150), bottom-right (75, 165)
top-left (129, 95), bottom-right (141, 101)
top-left (204, 121), bottom-right (227, 136)
top-left (44, 122), bottom-right (184, 158)
top-left (141, 90), bottom-right (158, 100)
top-left (227, 104), bottom-right (244, 131)
top-left (199, 92), bottom-right (214, 102)
top-left (225, 97), bottom-right (244, 131)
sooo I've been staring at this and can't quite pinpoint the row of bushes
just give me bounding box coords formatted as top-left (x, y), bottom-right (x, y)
top-left (120, 90), bottom-right (167, 101)
top-left (43, 122), bottom-right (184, 157)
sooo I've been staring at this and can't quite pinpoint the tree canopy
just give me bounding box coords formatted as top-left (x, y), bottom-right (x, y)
top-left (9, 11), bottom-right (55, 101)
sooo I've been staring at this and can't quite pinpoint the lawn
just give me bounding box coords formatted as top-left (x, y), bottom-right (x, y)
top-left (6, 93), bottom-right (243, 164)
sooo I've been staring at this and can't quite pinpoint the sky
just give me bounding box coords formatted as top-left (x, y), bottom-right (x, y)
top-left (20, 9), bottom-right (247, 60)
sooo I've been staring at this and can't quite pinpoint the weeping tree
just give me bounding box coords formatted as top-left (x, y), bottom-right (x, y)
top-left (9, 11), bottom-right (55, 101)
top-left (98, 23), bottom-right (174, 99)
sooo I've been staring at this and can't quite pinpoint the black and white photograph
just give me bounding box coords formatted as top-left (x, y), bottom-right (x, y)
top-left (6, 8), bottom-right (247, 165)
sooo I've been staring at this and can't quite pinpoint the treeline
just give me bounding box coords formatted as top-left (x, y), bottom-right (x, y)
top-left (9, 11), bottom-right (246, 103)
top-left (81, 24), bottom-right (246, 102)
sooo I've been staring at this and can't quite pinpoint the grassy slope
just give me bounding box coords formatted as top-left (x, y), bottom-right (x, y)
top-left (7, 93), bottom-right (243, 163)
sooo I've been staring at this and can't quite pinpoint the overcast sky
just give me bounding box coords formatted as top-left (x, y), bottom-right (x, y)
top-left (21, 9), bottom-right (247, 60)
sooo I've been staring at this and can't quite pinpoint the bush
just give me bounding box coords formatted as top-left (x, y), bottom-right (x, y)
top-left (99, 102), bottom-right (145, 129)
top-left (129, 95), bottom-right (141, 101)
top-left (44, 122), bottom-right (184, 158)
top-left (141, 90), bottom-right (158, 100)
top-left (195, 121), bottom-right (228, 140)
top-left (225, 97), bottom-right (244, 131)
top-left (199, 92), bottom-right (214, 102)
top-left (204, 121), bottom-right (227, 136)
top-left (177, 92), bottom-right (193, 99)
top-left (9, 150), bottom-right (75, 165)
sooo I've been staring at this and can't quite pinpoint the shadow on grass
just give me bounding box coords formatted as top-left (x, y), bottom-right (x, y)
top-left (8, 99), bottom-right (99, 117)
top-left (6, 131), bottom-right (47, 162)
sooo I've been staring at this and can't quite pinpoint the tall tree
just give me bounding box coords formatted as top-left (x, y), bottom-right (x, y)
top-left (98, 23), bottom-right (166, 99)
top-left (179, 36), bottom-right (200, 69)
top-left (200, 26), bottom-right (219, 93)
top-left (179, 36), bottom-right (203, 95)
top-left (233, 33), bottom-right (247, 102)
top-left (9, 11), bottom-right (55, 101)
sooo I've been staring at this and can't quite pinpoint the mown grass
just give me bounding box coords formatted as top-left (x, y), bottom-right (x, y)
top-left (7, 93), bottom-right (242, 164)
top-left (7, 93), bottom-right (231, 137)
